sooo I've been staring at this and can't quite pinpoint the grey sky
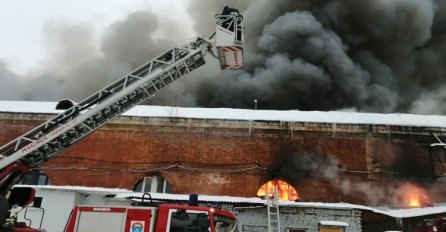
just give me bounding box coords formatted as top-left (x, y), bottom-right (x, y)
top-left (0, 0), bottom-right (193, 74)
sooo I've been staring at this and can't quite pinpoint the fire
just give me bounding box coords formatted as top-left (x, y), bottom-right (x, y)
top-left (409, 198), bottom-right (420, 207)
top-left (400, 183), bottom-right (432, 208)
top-left (256, 179), bottom-right (299, 201)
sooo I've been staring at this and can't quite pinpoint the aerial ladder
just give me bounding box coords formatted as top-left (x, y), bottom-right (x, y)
top-left (0, 6), bottom-right (244, 231)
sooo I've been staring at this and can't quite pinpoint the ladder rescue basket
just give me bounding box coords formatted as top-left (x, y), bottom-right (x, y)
top-left (215, 6), bottom-right (244, 70)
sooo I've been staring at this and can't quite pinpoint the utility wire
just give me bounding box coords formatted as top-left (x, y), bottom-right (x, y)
top-left (41, 163), bottom-right (266, 174)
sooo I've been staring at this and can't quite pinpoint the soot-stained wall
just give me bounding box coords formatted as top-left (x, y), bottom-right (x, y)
top-left (0, 112), bottom-right (443, 205)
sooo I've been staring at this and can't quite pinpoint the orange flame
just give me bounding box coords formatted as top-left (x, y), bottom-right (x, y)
top-left (400, 183), bottom-right (432, 208)
top-left (256, 179), bottom-right (299, 201)
top-left (409, 198), bottom-right (420, 207)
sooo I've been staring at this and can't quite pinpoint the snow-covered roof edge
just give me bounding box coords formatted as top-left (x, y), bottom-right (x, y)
top-left (15, 184), bottom-right (132, 194)
top-left (116, 192), bottom-right (446, 219)
top-left (2, 100), bottom-right (446, 128)
top-left (319, 221), bottom-right (349, 227)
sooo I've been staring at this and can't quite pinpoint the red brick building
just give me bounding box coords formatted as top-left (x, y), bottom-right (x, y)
top-left (1, 101), bottom-right (445, 206)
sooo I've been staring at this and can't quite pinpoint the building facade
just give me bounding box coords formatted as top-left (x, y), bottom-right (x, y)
top-left (1, 102), bottom-right (445, 205)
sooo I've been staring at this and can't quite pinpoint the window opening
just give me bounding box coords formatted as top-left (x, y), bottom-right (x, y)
top-left (20, 170), bottom-right (50, 185)
top-left (134, 175), bottom-right (173, 193)
top-left (256, 179), bottom-right (299, 201)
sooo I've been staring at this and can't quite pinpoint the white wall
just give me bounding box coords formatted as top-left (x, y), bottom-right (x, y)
top-left (17, 188), bottom-right (127, 232)
top-left (18, 190), bottom-right (77, 232)
top-left (236, 207), bottom-right (362, 232)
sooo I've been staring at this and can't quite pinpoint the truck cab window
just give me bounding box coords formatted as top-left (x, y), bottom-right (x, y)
top-left (169, 210), bottom-right (210, 232)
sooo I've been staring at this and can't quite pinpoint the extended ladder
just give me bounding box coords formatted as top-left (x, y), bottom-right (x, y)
top-left (266, 186), bottom-right (281, 232)
top-left (0, 37), bottom-right (211, 169)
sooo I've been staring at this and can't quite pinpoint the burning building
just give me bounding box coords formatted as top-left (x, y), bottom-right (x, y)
top-left (0, 101), bottom-right (446, 208)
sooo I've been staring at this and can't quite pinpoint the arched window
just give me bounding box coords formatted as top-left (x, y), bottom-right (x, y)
top-left (20, 170), bottom-right (50, 185)
top-left (256, 179), bottom-right (299, 201)
top-left (133, 175), bottom-right (173, 193)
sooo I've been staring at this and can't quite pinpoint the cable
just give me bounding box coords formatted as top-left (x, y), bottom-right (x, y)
top-left (49, 156), bottom-right (259, 167)
top-left (40, 163), bottom-right (266, 174)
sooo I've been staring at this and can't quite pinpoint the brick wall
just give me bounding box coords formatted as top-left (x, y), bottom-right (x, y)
top-left (0, 112), bottom-right (439, 204)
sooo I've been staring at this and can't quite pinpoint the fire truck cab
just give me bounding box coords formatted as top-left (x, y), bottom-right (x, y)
top-left (64, 203), bottom-right (238, 232)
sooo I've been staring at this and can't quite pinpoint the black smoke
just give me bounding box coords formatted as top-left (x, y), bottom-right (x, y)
top-left (2, 0), bottom-right (446, 114)
top-left (268, 150), bottom-right (440, 206)
top-left (269, 151), bottom-right (340, 182)
top-left (0, 10), bottom-right (175, 102)
top-left (171, 0), bottom-right (445, 114)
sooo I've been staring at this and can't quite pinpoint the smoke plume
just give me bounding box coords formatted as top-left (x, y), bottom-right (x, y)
top-left (2, 0), bottom-right (446, 114)
top-left (272, 151), bottom-right (440, 206)
top-left (0, 10), bottom-right (175, 102)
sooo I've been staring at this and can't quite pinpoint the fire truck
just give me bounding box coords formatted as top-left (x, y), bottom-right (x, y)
top-left (64, 196), bottom-right (238, 232)
top-left (415, 216), bottom-right (446, 232)
top-left (0, 6), bottom-right (244, 232)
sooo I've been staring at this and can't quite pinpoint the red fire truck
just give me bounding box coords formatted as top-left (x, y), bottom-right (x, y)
top-left (64, 197), bottom-right (238, 232)
top-left (0, 6), bottom-right (244, 232)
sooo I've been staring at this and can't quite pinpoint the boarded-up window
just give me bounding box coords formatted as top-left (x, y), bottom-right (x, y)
top-left (319, 227), bottom-right (344, 232)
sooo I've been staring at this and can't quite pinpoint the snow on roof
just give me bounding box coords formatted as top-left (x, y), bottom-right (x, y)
top-left (0, 101), bottom-right (61, 114)
top-left (114, 192), bottom-right (446, 219)
top-left (319, 221), bottom-right (349, 227)
top-left (2, 100), bottom-right (446, 128)
top-left (15, 184), bottom-right (132, 194)
top-left (280, 200), bottom-right (446, 219)
top-left (115, 192), bottom-right (265, 204)
top-left (117, 192), bottom-right (365, 210)
top-left (375, 206), bottom-right (446, 218)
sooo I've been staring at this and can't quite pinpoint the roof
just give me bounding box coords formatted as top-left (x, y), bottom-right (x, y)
top-left (15, 184), bottom-right (132, 195)
top-left (373, 206), bottom-right (446, 218)
top-left (115, 192), bottom-right (265, 205)
top-left (2, 100), bottom-right (446, 128)
top-left (115, 192), bottom-right (446, 219)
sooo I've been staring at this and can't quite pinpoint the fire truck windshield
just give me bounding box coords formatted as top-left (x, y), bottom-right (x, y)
top-left (214, 215), bottom-right (238, 232)
top-left (170, 210), bottom-right (210, 232)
